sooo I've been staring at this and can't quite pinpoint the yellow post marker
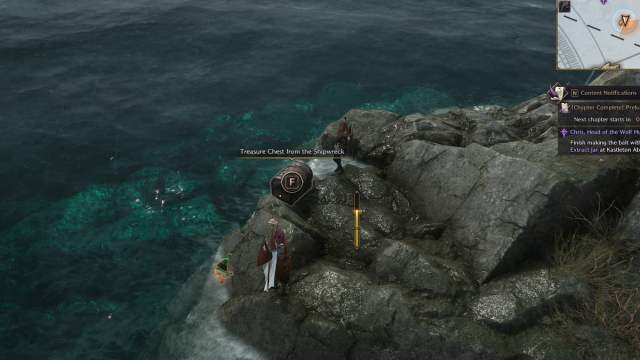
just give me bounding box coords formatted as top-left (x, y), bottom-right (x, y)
top-left (353, 191), bottom-right (360, 250)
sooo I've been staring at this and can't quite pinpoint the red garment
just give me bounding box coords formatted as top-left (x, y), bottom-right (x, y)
top-left (337, 120), bottom-right (352, 139)
top-left (268, 227), bottom-right (288, 258)
top-left (256, 241), bottom-right (272, 266)
top-left (335, 120), bottom-right (353, 155)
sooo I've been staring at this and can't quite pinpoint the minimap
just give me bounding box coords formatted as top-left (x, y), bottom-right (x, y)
top-left (558, 0), bottom-right (640, 70)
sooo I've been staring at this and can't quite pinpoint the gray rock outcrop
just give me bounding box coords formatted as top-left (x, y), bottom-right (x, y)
top-left (160, 72), bottom-right (640, 359)
top-left (469, 268), bottom-right (589, 330)
top-left (615, 191), bottom-right (640, 252)
top-left (389, 138), bottom-right (637, 283)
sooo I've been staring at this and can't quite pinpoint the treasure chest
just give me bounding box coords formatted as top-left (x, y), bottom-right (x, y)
top-left (270, 161), bottom-right (314, 205)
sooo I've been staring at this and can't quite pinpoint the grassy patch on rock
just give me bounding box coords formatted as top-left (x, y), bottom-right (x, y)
top-left (552, 202), bottom-right (640, 353)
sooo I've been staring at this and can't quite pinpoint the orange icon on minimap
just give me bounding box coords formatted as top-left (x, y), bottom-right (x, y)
top-left (618, 14), bottom-right (637, 34)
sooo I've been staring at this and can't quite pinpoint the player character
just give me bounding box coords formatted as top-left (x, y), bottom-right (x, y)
top-left (320, 116), bottom-right (354, 174)
top-left (320, 117), bottom-right (353, 174)
top-left (257, 218), bottom-right (288, 292)
top-left (334, 119), bottom-right (353, 174)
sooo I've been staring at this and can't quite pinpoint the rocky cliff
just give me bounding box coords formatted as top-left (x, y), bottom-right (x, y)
top-left (160, 71), bottom-right (640, 360)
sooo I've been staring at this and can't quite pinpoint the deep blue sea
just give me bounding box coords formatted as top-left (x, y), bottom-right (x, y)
top-left (0, 0), bottom-right (587, 359)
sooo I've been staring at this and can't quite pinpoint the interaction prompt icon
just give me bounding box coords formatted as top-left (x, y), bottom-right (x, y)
top-left (270, 162), bottom-right (314, 205)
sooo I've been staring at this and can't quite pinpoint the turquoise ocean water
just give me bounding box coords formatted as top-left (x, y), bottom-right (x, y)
top-left (0, 0), bottom-right (586, 358)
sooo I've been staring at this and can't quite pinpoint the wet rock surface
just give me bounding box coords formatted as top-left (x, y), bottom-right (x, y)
top-left (161, 73), bottom-right (640, 359)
